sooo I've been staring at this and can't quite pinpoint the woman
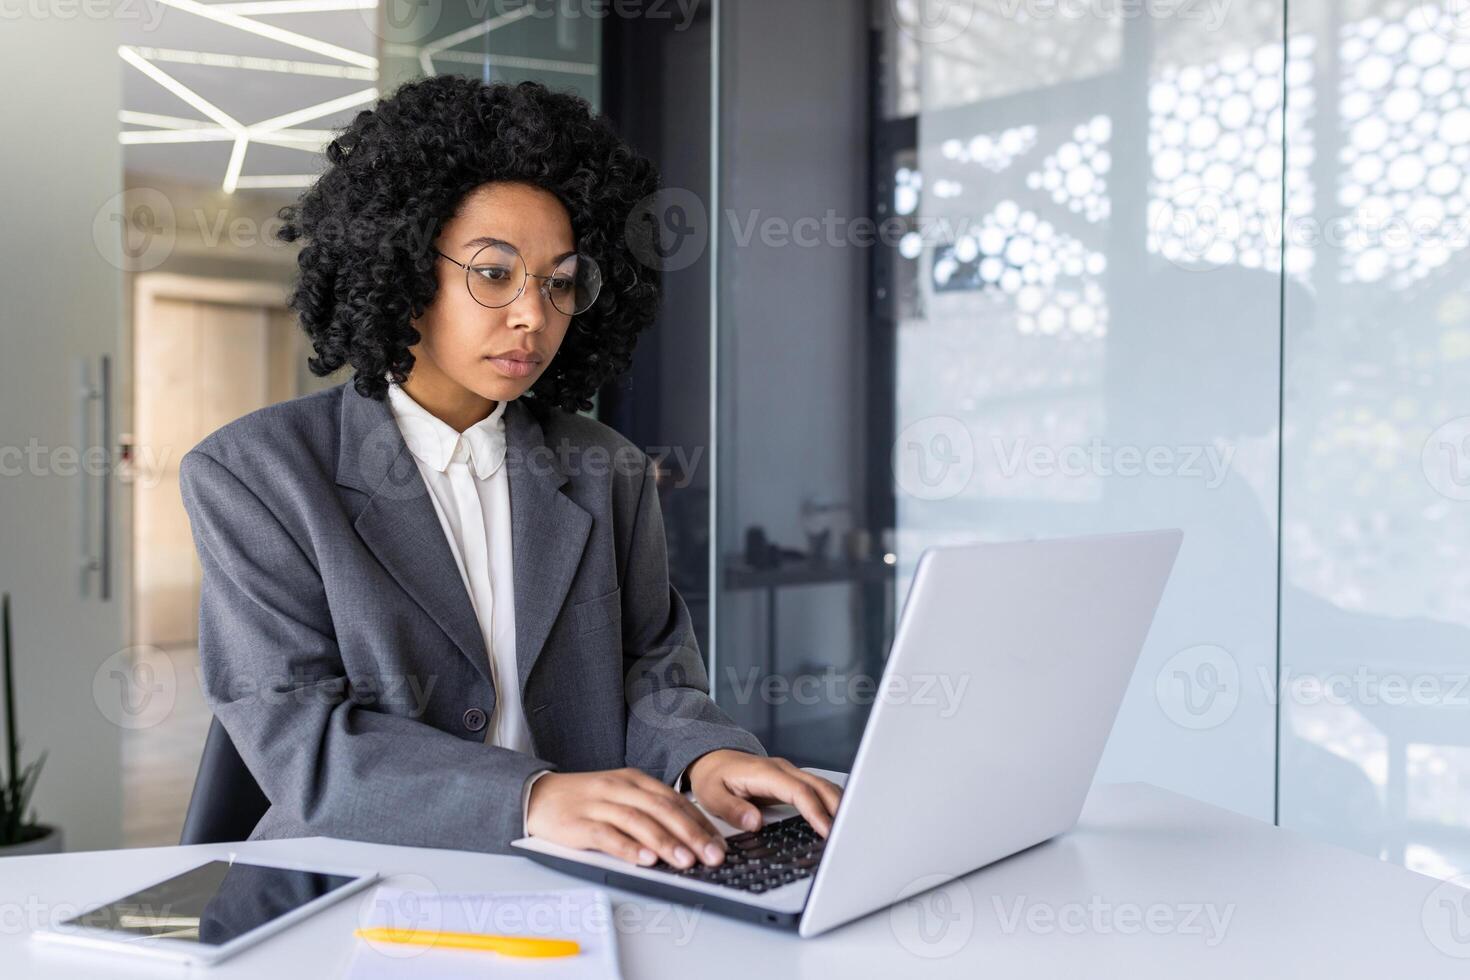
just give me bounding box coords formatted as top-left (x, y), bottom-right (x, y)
top-left (178, 75), bottom-right (841, 872)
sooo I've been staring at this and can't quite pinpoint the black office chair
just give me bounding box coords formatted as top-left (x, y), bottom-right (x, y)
top-left (179, 717), bottom-right (271, 845)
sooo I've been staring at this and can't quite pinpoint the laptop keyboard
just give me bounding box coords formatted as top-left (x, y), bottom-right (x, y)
top-left (646, 815), bottom-right (826, 893)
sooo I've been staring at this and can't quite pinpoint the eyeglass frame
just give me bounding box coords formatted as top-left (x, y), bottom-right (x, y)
top-left (432, 241), bottom-right (601, 317)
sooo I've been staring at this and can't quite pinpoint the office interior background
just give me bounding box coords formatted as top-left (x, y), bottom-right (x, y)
top-left (3, 0), bottom-right (1469, 888)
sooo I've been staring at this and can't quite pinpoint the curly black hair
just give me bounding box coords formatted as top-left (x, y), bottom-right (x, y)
top-left (275, 75), bottom-right (661, 413)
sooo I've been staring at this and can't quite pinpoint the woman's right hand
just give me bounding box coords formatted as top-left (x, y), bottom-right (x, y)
top-left (525, 768), bottom-right (728, 869)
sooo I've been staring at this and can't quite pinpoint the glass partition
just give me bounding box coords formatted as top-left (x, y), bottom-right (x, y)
top-left (887, 1), bottom-right (1288, 820)
top-left (708, 0), bottom-right (1470, 880)
top-left (1279, 0), bottom-right (1470, 878)
top-left (713, 0), bottom-right (887, 767)
top-left (380, 1), bottom-right (600, 103)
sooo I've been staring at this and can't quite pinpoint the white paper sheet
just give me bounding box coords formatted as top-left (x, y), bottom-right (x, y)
top-left (344, 885), bottom-right (621, 979)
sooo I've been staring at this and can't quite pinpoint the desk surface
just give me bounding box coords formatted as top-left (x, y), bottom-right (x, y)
top-left (3, 783), bottom-right (1467, 978)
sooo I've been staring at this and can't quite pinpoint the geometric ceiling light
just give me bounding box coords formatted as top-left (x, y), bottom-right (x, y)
top-left (119, 45), bottom-right (375, 82)
top-left (150, 0), bottom-right (376, 69)
top-left (118, 0), bottom-right (378, 193)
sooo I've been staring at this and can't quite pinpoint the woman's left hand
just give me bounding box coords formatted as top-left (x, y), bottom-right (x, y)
top-left (686, 750), bottom-right (843, 837)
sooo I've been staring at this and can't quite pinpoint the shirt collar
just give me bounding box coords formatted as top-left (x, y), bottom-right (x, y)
top-left (385, 380), bottom-right (508, 480)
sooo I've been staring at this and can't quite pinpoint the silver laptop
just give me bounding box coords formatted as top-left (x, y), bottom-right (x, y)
top-left (512, 529), bottom-right (1183, 938)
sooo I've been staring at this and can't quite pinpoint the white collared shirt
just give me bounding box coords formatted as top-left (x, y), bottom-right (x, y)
top-left (385, 382), bottom-right (548, 830)
top-left (385, 381), bottom-right (693, 838)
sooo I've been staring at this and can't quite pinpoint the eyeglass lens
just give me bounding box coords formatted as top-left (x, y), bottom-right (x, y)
top-left (464, 242), bottom-right (602, 316)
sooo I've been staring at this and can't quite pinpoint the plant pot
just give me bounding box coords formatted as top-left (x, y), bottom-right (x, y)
top-left (0, 824), bottom-right (63, 857)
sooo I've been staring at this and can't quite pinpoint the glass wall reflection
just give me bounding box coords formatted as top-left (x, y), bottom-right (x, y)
top-left (380, 2), bottom-right (600, 103)
top-left (1280, 0), bottom-right (1470, 878)
top-left (896, 1), bottom-right (1286, 821)
top-left (714, 0), bottom-right (888, 768)
top-left (707, 0), bottom-right (1470, 881)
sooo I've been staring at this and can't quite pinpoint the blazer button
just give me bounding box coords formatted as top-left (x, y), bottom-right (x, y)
top-left (462, 707), bottom-right (487, 732)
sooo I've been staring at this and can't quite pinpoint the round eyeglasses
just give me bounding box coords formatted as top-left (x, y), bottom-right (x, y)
top-left (434, 242), bottom-right (602, 317)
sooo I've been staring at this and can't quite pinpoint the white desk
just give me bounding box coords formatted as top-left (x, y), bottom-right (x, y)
top-left (3, 783), bottom-right (1466, 978)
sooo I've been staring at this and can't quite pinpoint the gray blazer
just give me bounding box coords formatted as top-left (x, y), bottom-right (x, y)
top-left (178, 379), bottom-right (765, 854)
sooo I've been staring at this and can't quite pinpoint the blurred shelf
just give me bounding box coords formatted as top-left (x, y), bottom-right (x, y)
top-left (722, 556), bottom-right (894, 590)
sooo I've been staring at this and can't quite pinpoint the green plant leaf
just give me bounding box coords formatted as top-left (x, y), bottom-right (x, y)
top-left (16, 750), bottom-right (45, 827)
top-left (0, 747), bottom-right (45, 846)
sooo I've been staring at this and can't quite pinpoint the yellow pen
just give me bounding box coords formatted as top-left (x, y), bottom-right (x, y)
top-left (354, 926), bottom-right (581, 958)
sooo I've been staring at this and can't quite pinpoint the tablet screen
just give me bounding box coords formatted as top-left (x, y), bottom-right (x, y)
top-left (59, 860), bottom-right (361, 947)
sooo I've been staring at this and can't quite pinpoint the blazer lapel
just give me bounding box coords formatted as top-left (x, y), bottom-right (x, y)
top-left (336, 382), bottom-right (494, 690)
top-left (336, 382), bottom-right (592, 702)
top-left (502, 398), bottom-right (592, 696)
